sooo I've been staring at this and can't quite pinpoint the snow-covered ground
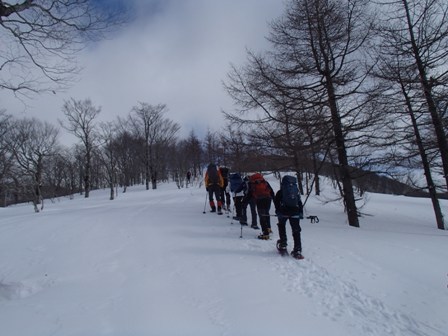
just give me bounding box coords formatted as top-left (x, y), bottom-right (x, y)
top-left (1, 174), bottom-right (447, 336)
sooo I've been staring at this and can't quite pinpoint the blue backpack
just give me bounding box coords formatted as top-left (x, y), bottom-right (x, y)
top-left (229, 173), bottom-right (244, 193)
top-left (281, 175), bottom-right (300, 208)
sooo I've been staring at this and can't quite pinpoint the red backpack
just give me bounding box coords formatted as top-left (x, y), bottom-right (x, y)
top-left (249, 173), bottom-right (271, 199)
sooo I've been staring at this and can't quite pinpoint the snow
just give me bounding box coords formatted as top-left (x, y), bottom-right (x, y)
top-left (0, 174), bottom-right (447, 336)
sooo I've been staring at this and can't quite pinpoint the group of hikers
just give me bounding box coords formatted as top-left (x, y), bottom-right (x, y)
top-left (203, 163), bottom-right (304, 260)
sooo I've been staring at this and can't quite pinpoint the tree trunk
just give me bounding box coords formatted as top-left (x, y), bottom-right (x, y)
top-left (403, 86), bottom-right (446, 230)
top-left (109, 182), bottom-right (114, 200)
top-left (84, 149), bottom-right (91, 198)
top-left (326, 78), bottom-right (360, 227)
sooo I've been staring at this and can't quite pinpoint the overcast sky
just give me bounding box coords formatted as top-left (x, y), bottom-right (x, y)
top-left (1, 0), bottom-right (285, 145)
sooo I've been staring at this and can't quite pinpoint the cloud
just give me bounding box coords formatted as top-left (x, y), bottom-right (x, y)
top-left (0, 0), bottom-right (284, 144)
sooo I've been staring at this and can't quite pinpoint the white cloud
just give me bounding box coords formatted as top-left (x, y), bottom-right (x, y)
top-left (0, 0), bottom-right (284, 144)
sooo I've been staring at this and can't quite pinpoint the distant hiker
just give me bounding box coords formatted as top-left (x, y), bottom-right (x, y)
top-left (186, 171), bottom-right (191, 185)
top-left (204, 163), bottom-right (224, 214)
top-left (274, 175), bottom-right (304, 259)
top-left (229, 172), bottom-right (245, 220)
top-left (243, 173), bottom-right (275, 239)
top-left (219, 166), bottom-right (231, 211)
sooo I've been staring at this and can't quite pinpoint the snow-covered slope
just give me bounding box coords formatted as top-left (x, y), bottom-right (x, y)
top-left (1, 175), bottom-right (447, 336)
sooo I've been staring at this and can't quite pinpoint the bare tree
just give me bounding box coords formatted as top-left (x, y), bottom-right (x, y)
top-left (151, 116), bottom-right (180, 189)
top-left (376, 0), bottom-right (448, 191)
top-left (9, 117), bottom-right (60, 212)
top-left (0, 110), bottom-right (14, 206)
top-left (374, 29), bottom-right (447, 229)
top-left (112, 128), bottom-right (142, 192)
top-left (60, 98), bottom-right (100, 198)
top-left (0, 0), bottom-right (126, 97)
top-left (128, 103), bottom-right (179, 189)
top-left (98, 121), bottom-right (118, 200)
top-left (129, 103), bottom-right (165, 190)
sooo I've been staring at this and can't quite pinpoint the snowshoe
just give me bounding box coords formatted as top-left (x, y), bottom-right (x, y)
top-left (257, 233), bottom-right (270, 240)
top-left (276, 240), bottom-right (288, 256)
top-left (290, 250), bottom-right (304, 260)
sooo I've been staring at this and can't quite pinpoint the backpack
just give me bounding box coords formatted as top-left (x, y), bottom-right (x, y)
top-left (281, 175), bottom-right (300, 208)
top-left (207, 163), bottom-right (219, 184)
top-left (220, 167), bottom-right (230, 187)
top-left (249, 173), bottom-right (271, 199)
top-left (229, 173), bottom-right (243, 193)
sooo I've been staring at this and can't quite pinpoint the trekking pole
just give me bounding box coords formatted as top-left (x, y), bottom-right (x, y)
top-left (240, 224), bottom-right (243, 239)
top-left (202, 192), bottom-right (208, 214)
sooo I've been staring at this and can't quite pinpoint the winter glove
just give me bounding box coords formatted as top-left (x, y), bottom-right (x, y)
top-left (206, 187), bottom-right (209, 192)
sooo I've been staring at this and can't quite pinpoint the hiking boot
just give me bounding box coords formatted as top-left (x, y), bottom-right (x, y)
top-left (210, 207), bottom-right (216, 213)
top-left (233, 216), bottom-right (241, 221)
top-left (251, 224), bottom-right (260, 230)
top-left (239, 219), bottom-right (248, 225)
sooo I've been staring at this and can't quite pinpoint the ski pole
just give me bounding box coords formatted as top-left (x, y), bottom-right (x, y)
top-left (202, 191), bottom-right (208, 214)
top-left (261, 214), bottom-right (303, 219)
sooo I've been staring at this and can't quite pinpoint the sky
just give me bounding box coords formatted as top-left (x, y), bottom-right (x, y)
top-left (0, 0), bottom-right (285, 145)
top-left (1, 174), bottom-right (447, 335)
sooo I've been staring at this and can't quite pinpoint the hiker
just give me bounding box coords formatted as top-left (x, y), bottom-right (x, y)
top-left (229, 172), bottom-right (245, 221)
top-left (186, 171), bottom-right (191, 185)
top-left (274, 175), bottom-right (304, 259)
top-left (219, 166), bottom-right (231, 211)
top-left (238, 176), bottom-right (259, 229)
top-left (204, 163), bottom-right (224, 214)
top-left (243, 173), bottom-right (275, 239)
